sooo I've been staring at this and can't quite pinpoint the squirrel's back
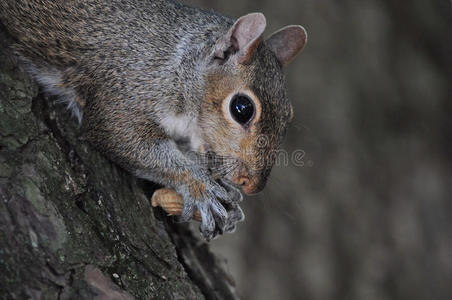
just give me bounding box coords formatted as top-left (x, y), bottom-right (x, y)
top-left (0, 0), bottom-right (233, 121)
top-left (0, 0), bottom-right (231, 64)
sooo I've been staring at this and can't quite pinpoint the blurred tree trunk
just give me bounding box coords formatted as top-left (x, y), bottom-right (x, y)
top-left (184, 1), bottom-right (452, 300)
top-left (0, 28), bottom-right (238, 300)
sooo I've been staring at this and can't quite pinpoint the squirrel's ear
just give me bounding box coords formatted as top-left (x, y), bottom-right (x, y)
top-left (266, 25), bottom-right (307, 67)
top-left (214, 13), bottom-right (266, 65)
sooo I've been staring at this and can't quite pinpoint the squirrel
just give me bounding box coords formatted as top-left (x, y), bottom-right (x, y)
top-left (0, 0), bottom-right (306, 240)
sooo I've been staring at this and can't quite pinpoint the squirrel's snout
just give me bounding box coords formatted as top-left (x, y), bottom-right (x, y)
top-left (238, 177), bottom-right (250, 187)
top-left (234, 176), bottom-right (262, 195)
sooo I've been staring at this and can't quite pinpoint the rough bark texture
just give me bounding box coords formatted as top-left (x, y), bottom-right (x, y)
top-left (0, 28), bottom-right (239, 300)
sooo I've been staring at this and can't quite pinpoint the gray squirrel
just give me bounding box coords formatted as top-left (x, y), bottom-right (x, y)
top-left (0, 0), bottom-right (306, 240)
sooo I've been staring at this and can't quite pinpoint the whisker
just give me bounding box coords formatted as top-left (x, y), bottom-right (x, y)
top-left (290, 118), bottom-right (312, 133)
top-left (212, 162), bottom-right (238, 177)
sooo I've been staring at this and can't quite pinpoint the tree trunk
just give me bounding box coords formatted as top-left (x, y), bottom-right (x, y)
top-left (0, 27), bottom-right (239, 300)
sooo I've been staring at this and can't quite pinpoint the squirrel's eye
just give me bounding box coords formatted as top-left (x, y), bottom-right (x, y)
top-left (229, 94), bottom-right (255, 126)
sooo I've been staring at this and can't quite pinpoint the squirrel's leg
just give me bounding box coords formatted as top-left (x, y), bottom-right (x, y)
top-left (122, 138), bottom-right (240, 240)
top-left (137, 143), bottom-right (246, 239)
top-left (84, 105), bottom-right (243, 240)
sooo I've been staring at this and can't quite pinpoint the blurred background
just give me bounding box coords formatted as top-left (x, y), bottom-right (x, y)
top-left (184, 1), bottom-right (452, 299)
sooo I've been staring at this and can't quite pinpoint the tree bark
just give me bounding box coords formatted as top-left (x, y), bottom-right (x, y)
top-left (0, 28), bottom-right (239, 300)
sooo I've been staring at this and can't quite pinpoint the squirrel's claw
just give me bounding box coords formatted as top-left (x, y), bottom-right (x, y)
top-left (223, 203), bottom-right (244, 233)
top-left (180, 199), bottom-right (196, 222)
top-left (197, 187), bottom-right (228, 240)
top-left (219, 179), bottom-right (243, 203)
top-left (198, 202), bottom-right (217, 241)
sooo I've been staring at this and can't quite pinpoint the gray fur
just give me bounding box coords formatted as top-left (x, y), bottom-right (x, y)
top-left (0, 0), bottom-right (306, 240)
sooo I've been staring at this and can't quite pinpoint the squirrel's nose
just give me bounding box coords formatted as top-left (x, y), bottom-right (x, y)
top-left (238, 177), bottom-right (249, 187)
top-left (235, 176), bottom-right (261, 195)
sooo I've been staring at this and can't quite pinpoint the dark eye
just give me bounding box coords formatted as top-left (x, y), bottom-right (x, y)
top-left (229, 94), bottom-right (255, 126)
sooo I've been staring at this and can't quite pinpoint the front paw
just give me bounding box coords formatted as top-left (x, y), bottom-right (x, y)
top-left (215, 180), bottom-right (245, 233)
top-left (152, 181), bottom-right (245, 241)
top-left (181, 177), bottom-right (249, 240)
top-left (223, 202), bottom-right (245, 233)
top-left (176, 181), bottom-right (230, 241)
top-left (218, 179), bottom-right (243, 203)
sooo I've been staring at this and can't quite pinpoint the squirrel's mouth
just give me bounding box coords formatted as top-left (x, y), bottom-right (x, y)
top-left (202, 150), bottom-right (264, 195)
top-left (233, 174), bottom-right (263, 195)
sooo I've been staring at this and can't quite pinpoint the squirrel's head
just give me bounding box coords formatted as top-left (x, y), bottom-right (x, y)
top-left (198, 13), bottom-right (307, 195)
